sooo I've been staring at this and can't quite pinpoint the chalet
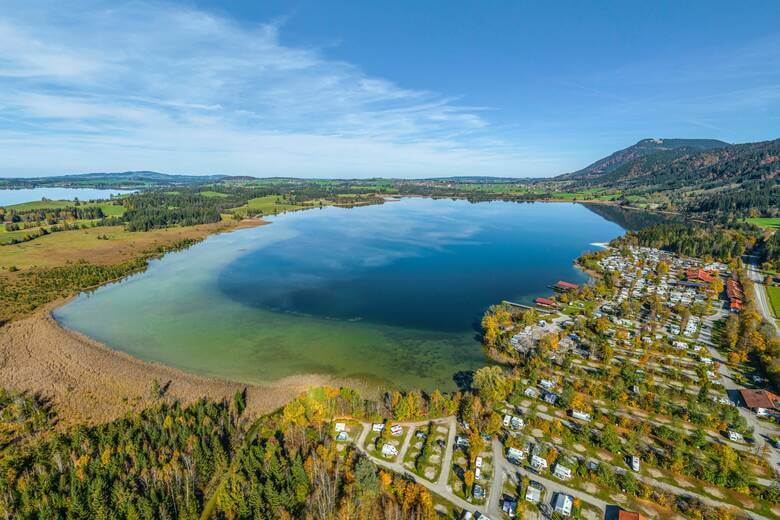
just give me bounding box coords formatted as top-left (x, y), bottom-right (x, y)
top-left (740, 389), bottom-right (780, 416)
top-left (390, 424), bottom-right (403, 436)
top-left (535, 297), bottom-right (556, 307)
top-left (334, 422), bottom-right (347, 432)
top-left (473, 484), bottom-right (485, 500)
top-left (372, 423), bottom-right (385, 432)
top-left (336, 431), bottom-right (348, 441)
top-left (728, 430), bottom-right (743, 442)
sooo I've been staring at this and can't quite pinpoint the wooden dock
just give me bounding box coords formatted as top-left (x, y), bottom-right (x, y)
top-left (502, 300), bottom-right (555, 314)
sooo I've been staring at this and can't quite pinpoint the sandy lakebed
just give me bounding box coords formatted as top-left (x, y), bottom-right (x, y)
top-left (0, 299), bottom-right (377, 428)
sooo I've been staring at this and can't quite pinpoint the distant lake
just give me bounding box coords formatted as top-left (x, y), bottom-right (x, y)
top-left (0, 188), bottom-right (134, 206)
top-left (55, 198), bottom-right (626, 391)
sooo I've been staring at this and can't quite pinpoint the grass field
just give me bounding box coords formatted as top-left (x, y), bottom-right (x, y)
top-left (1, 201), bottom-right (126, 244)
top-left (231, 195), bottom-right (302, 217)
top-left (745, 217), bottom-right (780, 229)
top-left (768, 285), bottom-right (780, 318)
top-left (0, 219), bottom-right (253, 271)
top-left (199, 190), bottom-right (229, 198)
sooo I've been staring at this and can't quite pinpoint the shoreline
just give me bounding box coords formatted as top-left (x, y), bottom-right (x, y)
top-left (0, 200), bottom-right (627, 427)
top-left (0, 302), bottom-right (378, 428)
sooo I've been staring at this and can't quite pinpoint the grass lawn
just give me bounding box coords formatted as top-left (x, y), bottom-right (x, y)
top-left (767, 285), bottom-right (780, 318)
top-left (744, 217), bottom-right (780, 229)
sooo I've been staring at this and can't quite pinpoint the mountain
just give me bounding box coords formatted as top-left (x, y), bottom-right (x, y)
top-left (561, 138), bottom-right (730, 180)
top-left (563, 137), bottom-right (779, 215)
top-left (0, 171), bottom-right (232, 188)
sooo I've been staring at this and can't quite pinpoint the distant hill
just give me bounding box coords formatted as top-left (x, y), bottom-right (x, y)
top-left (0, 171), bottom-right (231, 188)
top-left (561, 138), bottom-right (730, 180)
top-left (563, 137), bottom-right (780, 215)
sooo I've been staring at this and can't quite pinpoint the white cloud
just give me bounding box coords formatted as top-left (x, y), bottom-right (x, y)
top-left (0, 1), bottom-right (548, 177)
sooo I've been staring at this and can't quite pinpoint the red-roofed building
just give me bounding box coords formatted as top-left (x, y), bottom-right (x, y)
top-left (726, 278), bottom-right (744, 313)
top-left (686, 268), bottom-right (715, 284)
top-left (618, 510), bottom-right (647, 520)
top-left (554, 280), bottom-right (579, 292)
top-left (740, 389), bottom-right (780, 416)
top-left (534, 297), bottom-right (556, 307)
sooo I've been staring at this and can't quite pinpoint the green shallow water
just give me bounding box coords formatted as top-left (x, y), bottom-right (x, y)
top-left (54, 198), bottom-right (626, 391)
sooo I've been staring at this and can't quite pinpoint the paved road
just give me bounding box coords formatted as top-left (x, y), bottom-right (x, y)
top-left (701, 307), bottom-right (780, 477)
top-left (746, 257), bottom-right (779, 334)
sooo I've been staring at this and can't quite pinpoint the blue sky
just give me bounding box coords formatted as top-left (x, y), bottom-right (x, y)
top-left (1, 1), bottom-right (779, 178)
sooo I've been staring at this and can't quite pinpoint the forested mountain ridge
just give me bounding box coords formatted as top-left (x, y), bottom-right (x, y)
top-left (558, 137), bottom-right (779, 216)
top-left (560, 138), bottom-right (730, 180)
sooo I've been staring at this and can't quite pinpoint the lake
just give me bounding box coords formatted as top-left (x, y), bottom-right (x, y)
top-left (0, 187), bottom-right (134, 206)
top-left (54, 198), bottom-right (626, 391)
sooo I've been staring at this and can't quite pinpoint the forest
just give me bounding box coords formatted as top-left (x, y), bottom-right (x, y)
top-left (616, 223), bottom-right (761, 262)
top-left (0, 387), bottom-right (440, 520)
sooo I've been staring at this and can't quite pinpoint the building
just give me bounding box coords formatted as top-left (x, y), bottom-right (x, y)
top-left (535, 297), bottom-right (556, 307)
top-left (727, 278), bottom-right (744, 313)
top-left (552, 493), bottom-right (573, 517)
top-left (686, 268), bottom-right (715, 284)
top-left (740, 389), bottom-right (780, 416)
top-left (554, 280), bottom-right (579, 292)
top-left (618, 510), bottom-right (647, 520)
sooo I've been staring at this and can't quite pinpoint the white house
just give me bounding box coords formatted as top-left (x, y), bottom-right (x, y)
top-left (372, 423), bottom-right (385, 432)
top-left (334, 422), bottom-right (347, 432)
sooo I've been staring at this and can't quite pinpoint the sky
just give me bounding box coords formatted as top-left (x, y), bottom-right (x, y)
top-left (1, 1), bottom-right (779, 178)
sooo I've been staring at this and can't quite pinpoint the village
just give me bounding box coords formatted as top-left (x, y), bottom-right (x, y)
top-left (332, 244), bottom-right (780, 520)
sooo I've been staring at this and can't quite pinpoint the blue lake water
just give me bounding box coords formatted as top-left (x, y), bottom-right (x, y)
top-left (0, 188), bottom-right (134, 206)
top-left (54, 198), bottom-right (626, 390)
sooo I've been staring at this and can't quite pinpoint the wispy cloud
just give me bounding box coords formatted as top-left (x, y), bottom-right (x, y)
top-left (0, 1), bottom-right (542, 177)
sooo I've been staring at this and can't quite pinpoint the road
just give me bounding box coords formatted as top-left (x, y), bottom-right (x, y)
top-left (700, 306), bottom-right (780, 477)
top-left (746, 256), bottom-right (779, 334)
top-left (353, 417), bottom-right (610, 519)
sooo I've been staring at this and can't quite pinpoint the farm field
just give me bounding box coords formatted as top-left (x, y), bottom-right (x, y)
top-left (745, 217), bottom-right (780, 229)
top-left (768, 285), bottom-right (780, 318)
top-left (230, 195), bottom-right (302, 217)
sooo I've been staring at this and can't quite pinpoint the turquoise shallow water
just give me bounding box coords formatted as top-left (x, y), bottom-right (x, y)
top-left (54, 198), bottom-right (625, 391)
